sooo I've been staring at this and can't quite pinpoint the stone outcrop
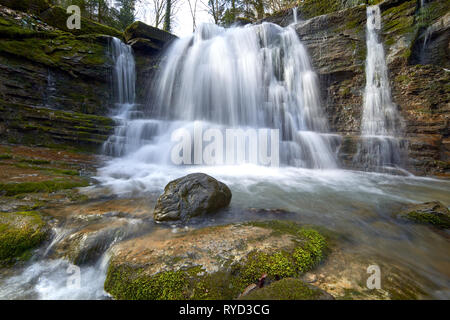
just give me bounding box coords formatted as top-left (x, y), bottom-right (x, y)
top-left (153, 173), bottom-right (232, 222)
top-left (395, 201), bottom-right (450, 229)
top-left (104, 220), bottom-right (329, 299)
top-left (0, 3), bottom-right (171, 152)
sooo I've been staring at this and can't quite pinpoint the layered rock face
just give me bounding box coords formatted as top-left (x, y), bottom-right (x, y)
top-left (0, 2), bottom-right (172, 152)
top-left (266, 0), bottom-right (449, 176)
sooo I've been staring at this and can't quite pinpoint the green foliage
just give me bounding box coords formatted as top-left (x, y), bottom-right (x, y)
top-left (117, 0), bottom-right (136, 30)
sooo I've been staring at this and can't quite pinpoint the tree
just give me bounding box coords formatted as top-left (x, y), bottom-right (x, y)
top-left (116, 0), bottom-right (136, 29)
top-left (163, 0), bottom-right (171, 31)
top-left (203, 0), bottom-right (227, 25)
top-left (186, 0), bottom-right (199, 31)
top-left (136, 0), bottom-right (180, 30)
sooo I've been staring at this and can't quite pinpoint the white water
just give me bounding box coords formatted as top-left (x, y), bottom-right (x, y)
top-left (102, 22), bottom-right (337, 168)
top-left (103, 37), bottom-right (138, 156)
top-left (356, 6), bottom-right (405, 170)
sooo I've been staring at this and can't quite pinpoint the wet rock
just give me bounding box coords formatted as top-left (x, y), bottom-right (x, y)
top-left (104, 220), bottom-right (329, 300)
top-left (0, 211), bottom-right (49, 264)
top-left (153, 173), bottom-right (232, 222)
top-left (238, 278), bottom-right (334, 300)
top-left (50, 217), bottom-right (148, 265)
top-left (396, 201), bottom-right (450, 229)
top-left (124, 21), bottom-right (177, 46)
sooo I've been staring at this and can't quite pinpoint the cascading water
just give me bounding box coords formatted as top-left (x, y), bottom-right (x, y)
top-left (355, 6), bottom-right (405, 171)
top-left (103, 22), bottom-right (337, 170)
top-left (102, 37), bottom-right (139, 156)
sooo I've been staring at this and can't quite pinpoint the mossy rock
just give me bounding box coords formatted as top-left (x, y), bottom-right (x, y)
top-left (0, 179), bottom-right (89, 196)
top-left (238, 278), bottom-right (334, 300)
top-left (124, 21), bottom-right (176, 45)
top-left (104, 220), bottom-right (330, 300)
top-left (39, 6), bottom-right (123, 38)
top-left (0, 0), bottom-right (50, 14)
top-left (395, 201), bottom-right (450, 229)
top-left (0, 211), bottom-right (48, 264)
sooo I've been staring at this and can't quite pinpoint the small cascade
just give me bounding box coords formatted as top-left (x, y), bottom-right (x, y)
top-left (355, 6), bottom-right (406, 171)
top-left (293, 7), bottom-right (298, 24)
top-left (102, 37), bottom-right (140, 156)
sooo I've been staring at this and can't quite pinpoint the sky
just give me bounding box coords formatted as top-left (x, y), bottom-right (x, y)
top-left (135, 1), bottom-right (213, 38)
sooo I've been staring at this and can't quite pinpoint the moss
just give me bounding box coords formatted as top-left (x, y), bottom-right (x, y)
top-left (13, 162), bottom-right (79, 176)
top-left (238, 278), bottom-right (325, 300)
top-left (105, 221), bottom-right (330, 300)
top-left (0, 0), bottom-right (50, 14)
top-left (18, 158), bottom-right (51, 165)
top-left (415, 0), bottom-right (450, 28)
top-left (0, 179), bottom-right (89, 196)
top-left (0, 154), bottom-right (13, 160)
top-left (0, 211), bottom-right (48, 264)
top-left (405, 211), bottom-right (450, 229)
top-left (105, 264), bottom-right (188, 300)
top-left (39, 6), bottom-right (123, 39)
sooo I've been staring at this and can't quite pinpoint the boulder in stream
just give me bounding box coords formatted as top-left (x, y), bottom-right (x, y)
top-left (396, 201), bottom-right (450, 229)
top-left (153, 173), bottom-right (232, 222)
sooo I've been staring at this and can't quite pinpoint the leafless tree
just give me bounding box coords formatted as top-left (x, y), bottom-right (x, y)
top-left (136, 0), bottom-right (181, 29)
top-left (186, 0), bottom-right (201, 31)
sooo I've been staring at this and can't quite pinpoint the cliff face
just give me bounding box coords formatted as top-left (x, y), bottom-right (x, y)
top-left (266, 0), bottom-right (449, 176)
top-left (0, 3), bottom-right (170, 152)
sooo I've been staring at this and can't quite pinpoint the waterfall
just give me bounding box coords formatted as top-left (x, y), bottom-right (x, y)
top-left (293, 7), bottom-right (298, 24)
top-left (103, 38), bottom-right (138, 156)
top-left (355, 6), bottom-right (405, 170)
top-left (108, 22), bottom-right (337, 168)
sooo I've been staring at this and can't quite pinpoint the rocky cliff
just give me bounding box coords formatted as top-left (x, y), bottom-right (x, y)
top-left (266, 0), bottom-right (449, 176)
top-left (0, 1), bottom-right (172, 152)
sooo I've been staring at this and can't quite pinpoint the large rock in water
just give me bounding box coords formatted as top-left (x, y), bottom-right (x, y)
top-left (104, 221), bottom-right (330, 300)
top-left (153, 173), bottom-right (232, 222)
top-left (395, 201), bottom-right (450, 229)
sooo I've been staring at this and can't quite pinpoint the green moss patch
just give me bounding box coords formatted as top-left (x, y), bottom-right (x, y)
top-left (396, 201), bottom-right (450, 229)
top-left (0, 211), bottom-right (48, 263)
top-left (0, 179), bottom-right (89, 196)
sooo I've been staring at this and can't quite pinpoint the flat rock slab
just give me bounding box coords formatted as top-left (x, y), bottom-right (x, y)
top-left (105, 220), bottom-right (329, 300)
